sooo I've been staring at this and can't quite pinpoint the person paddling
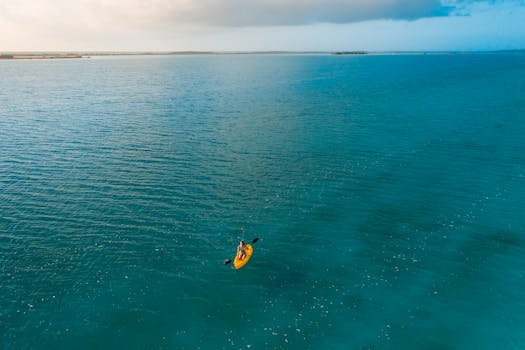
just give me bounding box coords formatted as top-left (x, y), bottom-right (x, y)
top-left (224, 238), bottom-right (259, 267)
top-left (236, 240), bottom-right (247, 261)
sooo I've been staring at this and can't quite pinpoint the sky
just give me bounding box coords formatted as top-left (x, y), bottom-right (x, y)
top-left (0, 0), bottom-right (524, 51)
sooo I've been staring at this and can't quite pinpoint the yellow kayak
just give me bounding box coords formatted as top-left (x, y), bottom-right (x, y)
top-left (234, 244), bottom-right (253, 270)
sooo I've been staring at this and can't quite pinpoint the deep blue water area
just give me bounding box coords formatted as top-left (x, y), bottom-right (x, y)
top-left (1, 53), bottom-right (525, 349)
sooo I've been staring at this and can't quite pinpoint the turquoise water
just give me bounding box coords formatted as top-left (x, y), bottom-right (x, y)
top-left (1, 53), bottom-right (525, 349)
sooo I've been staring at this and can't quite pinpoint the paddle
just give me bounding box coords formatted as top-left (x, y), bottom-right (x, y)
top-left (224, 237), bottom-right (259, 265)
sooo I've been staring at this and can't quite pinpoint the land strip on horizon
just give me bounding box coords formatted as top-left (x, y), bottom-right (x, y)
top-left (1, 50), bottom-right (524, 60)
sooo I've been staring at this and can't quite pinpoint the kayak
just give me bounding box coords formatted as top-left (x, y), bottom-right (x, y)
top-left (234, 244), bottom-right (253, 270)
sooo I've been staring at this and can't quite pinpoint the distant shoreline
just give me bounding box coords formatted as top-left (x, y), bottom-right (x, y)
top-left (1, 50), bottom-right (524, 60)
top-left (0, 53), bottom-right (83, 60)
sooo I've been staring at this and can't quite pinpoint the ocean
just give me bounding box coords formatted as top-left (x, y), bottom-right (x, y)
top-left (1, 53), bottom-right (525, 349)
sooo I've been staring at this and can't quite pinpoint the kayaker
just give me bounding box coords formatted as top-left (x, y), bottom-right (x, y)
top-left (237, 240), bottom-right (247, 260)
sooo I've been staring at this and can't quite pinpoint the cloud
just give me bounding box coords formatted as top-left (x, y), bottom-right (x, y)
top-left (166, 0), bottom-right (525, 26)
top-left (1, 0), bottom-right (524, 51)
top-left (1, 0), bottom-right (523, 32)
top-left (159, 0), bottom-right (451, 26)
top-left (0, 0), bottom-right (494, 30)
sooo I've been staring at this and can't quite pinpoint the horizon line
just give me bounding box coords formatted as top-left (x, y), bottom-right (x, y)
top-left (1, 49), bottom-right (525, 58)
